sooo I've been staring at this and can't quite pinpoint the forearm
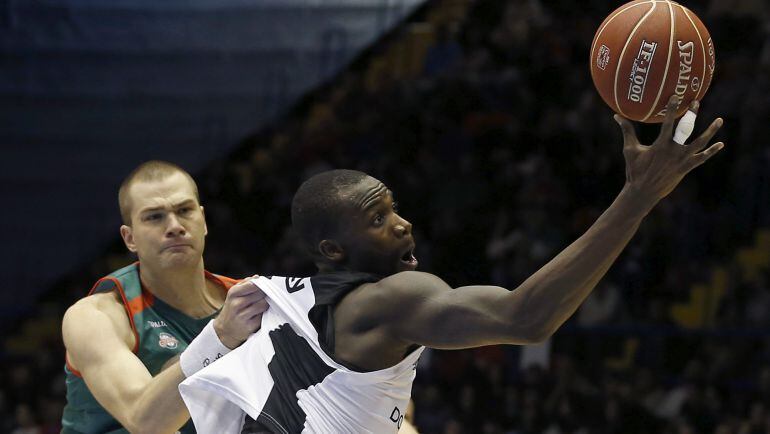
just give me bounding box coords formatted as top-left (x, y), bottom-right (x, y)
top-left (126, 281), bottom-right (267, 432)
top-left (507, 185), bottom-right (657, 340)
top-left (128, 318), bottom-right (235, 433)
top-left (79, 360), bottom-right (189, 434)
top-left (125, 363), bottom-right (189, 434)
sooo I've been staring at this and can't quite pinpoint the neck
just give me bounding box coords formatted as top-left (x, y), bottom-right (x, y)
top-left (138, 260), bottom-right (222, 318)
top-left (316, 262), bottom-right (381, 277)
top-left (316, 262), bottom-right (350, 274)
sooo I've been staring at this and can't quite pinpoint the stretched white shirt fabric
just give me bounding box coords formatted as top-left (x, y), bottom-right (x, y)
top-left (180, 273), bottom-right (424, 434)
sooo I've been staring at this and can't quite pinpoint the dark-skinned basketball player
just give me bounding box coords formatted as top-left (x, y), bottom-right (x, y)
top-left (180, 96), bottom-right (724, 433)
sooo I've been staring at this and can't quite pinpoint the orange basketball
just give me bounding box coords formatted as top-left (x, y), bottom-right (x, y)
top-left (590, 0), bottom-right (715, 123)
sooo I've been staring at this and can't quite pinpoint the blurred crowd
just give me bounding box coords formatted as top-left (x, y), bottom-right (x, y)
top-left (3, 0), bottom-right (770, 432)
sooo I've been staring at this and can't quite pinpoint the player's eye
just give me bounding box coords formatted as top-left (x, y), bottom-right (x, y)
top-left (373, 214), bottom-right (384, 226)
top-left (392, 201), bottom-right (399, 213)
top-left (144, 213), bottom-right (163, 222)
top-left (178, 207), bottom-right (192, 215)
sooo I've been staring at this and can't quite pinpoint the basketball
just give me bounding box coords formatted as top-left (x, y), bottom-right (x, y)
top-left (590, 0), bottom-right (715, 123)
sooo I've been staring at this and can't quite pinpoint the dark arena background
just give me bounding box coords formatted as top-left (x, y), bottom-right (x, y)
top-left (2, 0), bottom-right (770, 432)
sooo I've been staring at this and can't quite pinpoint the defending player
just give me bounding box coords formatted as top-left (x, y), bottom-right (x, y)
top-left (180, 96), bottom-right (724, 433)
top-left (62, 161), bottom-right (268, 433)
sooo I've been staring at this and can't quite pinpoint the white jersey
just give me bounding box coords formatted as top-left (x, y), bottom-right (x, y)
top-left (180, 272), bottom-right (424, 434)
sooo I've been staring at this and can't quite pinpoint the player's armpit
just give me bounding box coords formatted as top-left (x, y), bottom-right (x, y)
top-left (370, 271), bottom-right (544, 349)
top-left (62, 296), bottom-right (189, 434)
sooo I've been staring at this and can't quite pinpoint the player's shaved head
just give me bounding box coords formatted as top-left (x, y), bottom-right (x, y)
top-left (118, 160), bottom-right (199, 225)
top-left (291, 169), bottom-right (369, 256)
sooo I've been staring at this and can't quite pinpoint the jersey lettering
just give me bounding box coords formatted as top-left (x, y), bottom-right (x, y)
top-left (389, 406), bottom-right (404, 429)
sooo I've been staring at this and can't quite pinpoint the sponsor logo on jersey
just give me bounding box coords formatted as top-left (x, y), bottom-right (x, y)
top-left (148, 320), bottom-right (168, 328)
top-left (158, 332), bottom-right (179, 349)
top-left (597, 44), bottom-right (610, 70)
top-left (627, 39), bottom-right (657, 103)
top-left (286, 277), bottom-right (305, 293)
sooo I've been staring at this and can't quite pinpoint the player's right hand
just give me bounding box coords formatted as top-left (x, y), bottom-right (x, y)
top-left (214, 275), bottom-right (268, 349)
top-left (614, 94), bottom-right (724, 204)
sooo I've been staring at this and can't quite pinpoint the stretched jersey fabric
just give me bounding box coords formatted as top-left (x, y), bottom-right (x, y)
top-left (180, 272), bottom-right (424, 434)
top-left (62, 262), bottom-right (237, 434)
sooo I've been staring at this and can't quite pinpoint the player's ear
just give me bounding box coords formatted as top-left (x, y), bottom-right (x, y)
top-left (318, 239), bottom-right (344, 262)
top-left (200, 205), bottom-right (208, 237)
top-left (120, 225), bottom-right (137, 253)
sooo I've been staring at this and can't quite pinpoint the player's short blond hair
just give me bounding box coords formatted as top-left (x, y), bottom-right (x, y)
top-left (118, 160), bottom-right (200, 225)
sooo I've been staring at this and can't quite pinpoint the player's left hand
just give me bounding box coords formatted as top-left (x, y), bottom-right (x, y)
top-left (214, 275), bottom-right (268, 349)
top-left (614, 95), bottom-right (724, 203)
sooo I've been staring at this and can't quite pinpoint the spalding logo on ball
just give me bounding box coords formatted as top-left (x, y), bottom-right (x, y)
top-left (590, 0), bottom-right (715, 123)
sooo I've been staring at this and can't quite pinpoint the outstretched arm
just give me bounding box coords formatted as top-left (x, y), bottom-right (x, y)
top-left (376, 96), bottom-right (724, 349)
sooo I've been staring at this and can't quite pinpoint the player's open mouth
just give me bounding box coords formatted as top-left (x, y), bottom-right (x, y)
top-left (400, 249), bottom-right (418, 268)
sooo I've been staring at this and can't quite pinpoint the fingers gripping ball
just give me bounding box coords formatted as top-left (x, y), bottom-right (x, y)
top-left (590, 0), bottom-right (715, 123)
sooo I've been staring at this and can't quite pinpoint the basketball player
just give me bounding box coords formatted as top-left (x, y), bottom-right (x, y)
top-left (61, 161), bottom-right (269, 433)
top-left (179, 96), bottom-right (724, 433)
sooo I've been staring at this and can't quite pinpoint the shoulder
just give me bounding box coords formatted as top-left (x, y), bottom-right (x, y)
top-left (372, 271), bottom-right (451, 298)
top-left (65, 291), bottom-right (125, 319)
top-left (63, 291), bottom-right (133, 351)
top-left (346, 271), bottom-right (452, 320)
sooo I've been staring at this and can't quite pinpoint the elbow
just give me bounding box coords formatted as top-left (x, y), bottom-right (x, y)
top-left (123, 419), bottom-right (151, 434)
top-left (506, 321), bottom-right (554, 345)
top-left (127, 424), bottom-right (172, 434)
top-left (526, 326), bottom-right (554, 344)
top-left (124, 414), bottom-right (179, 434)
top-left (119, 389), bottom-right (187, 434)
top-left (527, 317), bottom-right (561, 343)
top-left (122, 421), bottom-right (142, 434)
